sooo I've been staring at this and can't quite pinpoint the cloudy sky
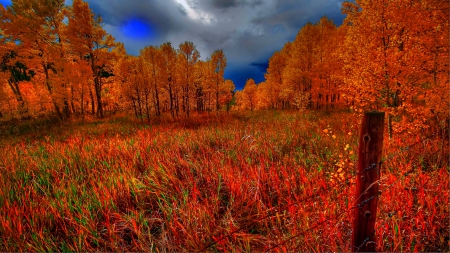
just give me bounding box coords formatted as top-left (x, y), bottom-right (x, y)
top-left (2, 0), bottom-right (346, 90)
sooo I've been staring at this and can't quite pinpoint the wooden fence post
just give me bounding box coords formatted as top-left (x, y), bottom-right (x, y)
top-left (352, 111), bottom-right (385, 252)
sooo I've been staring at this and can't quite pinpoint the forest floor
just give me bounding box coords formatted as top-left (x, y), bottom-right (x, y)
top-left (0, 110), bottom-right (448, 251)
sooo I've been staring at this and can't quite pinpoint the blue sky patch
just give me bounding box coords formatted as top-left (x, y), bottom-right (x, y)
top-left (0, 0), bottom-right (11, 7)
top-left (121, 18), bottom-right (156, 40)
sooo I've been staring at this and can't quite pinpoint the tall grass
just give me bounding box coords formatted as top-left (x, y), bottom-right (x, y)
top-left (0, 111), bottom-right (448, 251)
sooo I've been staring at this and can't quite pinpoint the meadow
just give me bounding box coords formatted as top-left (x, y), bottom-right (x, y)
top-left (0, 110), bottom-right (448, 252)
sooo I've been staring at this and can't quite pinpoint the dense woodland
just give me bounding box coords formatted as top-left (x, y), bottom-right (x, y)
top-left (1, 0), bottom-right (448, 136)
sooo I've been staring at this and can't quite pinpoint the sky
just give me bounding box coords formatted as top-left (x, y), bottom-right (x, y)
top-left (2, 0), bottom-right (346, 90)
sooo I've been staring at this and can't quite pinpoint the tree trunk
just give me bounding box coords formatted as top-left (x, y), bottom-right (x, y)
top-left (175, 92), bottom-right (179, 117)
top-left (6, 79), bottom-right (28, 118)
top-left (131, 98), bottom-right (138, 119)
top-left (70, 85), bottom-right (76, 115)
top-left (94, 77), bottom-right (103, 118)
top-left (169, 85), bottom-right (175, 119)
top-left (153, 70), bottom-right (161, 116)
top-left (89, 88), bottom-right (95, 115)
top-left (145, 92), bottom-right (151, 123)
top-left (136, 87), bottom-right (143, 122)
top-left (81, 83), bottom-right (85, 119)
top-left (216, 80), bottom-right (220, 111)
top-left (388, 114), bottom-right (393, 140)
top-left (63, 99), bottom-right (70, 118)
top-left (43, 64), bottom-right (63, 121)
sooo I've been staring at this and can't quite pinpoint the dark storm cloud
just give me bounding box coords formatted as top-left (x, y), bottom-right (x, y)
top-left (190, 0), bottom-right (265, 11)
top-left (225, 65), bottom-right (266, 90)
top-left (72, 0), bottom-right (345, 89)
top-left (210, 0), bottom-right (238, 9)
top-left (250, 62), bottom-right (269, 73)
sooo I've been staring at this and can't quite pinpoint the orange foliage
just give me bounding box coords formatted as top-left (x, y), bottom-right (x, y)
top-left (0, 0), bottom-right (448, 140)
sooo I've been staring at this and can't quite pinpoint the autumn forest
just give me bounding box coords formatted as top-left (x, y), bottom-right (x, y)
top-left (0, 0), bottom-right (448, 251)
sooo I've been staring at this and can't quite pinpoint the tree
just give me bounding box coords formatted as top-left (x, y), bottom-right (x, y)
top-left (256, 81), bottom-right (272, 109)
top-left (341, 0), bottom-right (449, 137)
top-left (242, 78), bottom-right (258, 111)
top-left (210, 49), bottom-right (227, 111)
top-left (265, 50), bottom-right (287, 109)
top-left (0, 48), bottom-right (34, 118)
top-left (1, 0), bottom-right (71, 120)
top-left (310, 16), bottom-right (341, 110)
top-left (67, 0), bottom-right (117, 118)
top-left (283, 23), bottom-right (318, 110)
top-left (116, 55), bottom-right (146, 121)
top-left (160, 42), bottom-right (178, 118)
top-left (193, 59), bottom-right (207, 113)
top-left (141, 45), bottom-right (163, 117)
top-left (178, 41), bottom-right (200, 117)
top-left (220, 79), bottom-right (235, 112)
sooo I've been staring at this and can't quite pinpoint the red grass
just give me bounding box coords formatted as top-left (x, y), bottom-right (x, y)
top-left (0, 111), bottom-right (448, 251)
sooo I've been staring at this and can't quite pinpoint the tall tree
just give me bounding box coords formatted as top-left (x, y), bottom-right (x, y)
top-left (283, 23), bottom-right (318, 110)
top-left (210, 49), bottom-right (227, 111)
top-left (178, 41), bottom-right (199, 117)
top-left (341, 0), bottom-right (449, 137)
top-left (67, 0), bottom-right (116, 118)
top-left (160, 42), bottom-right (178, 118)
top-left (220, 79), bottom-right (235, 112)
top-left (265, 48), bottom-right (288, 109)
top-left (310, 16), bottom-right (340, 110)
top-left (141, 46), bottom-right (163, 117)
top-left (1, 0), bottom-right (70, 120)
top-left (116, 55), bottom-right (146, 121)
top-left (193, 59), bottom-right (207, 113)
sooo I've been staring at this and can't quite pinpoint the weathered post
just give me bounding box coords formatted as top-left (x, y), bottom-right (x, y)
top-left (352, 111), bottom-right (385, 252)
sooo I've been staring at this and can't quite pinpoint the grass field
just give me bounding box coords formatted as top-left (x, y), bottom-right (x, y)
top-left (0, 111), bottom-right (448, 252)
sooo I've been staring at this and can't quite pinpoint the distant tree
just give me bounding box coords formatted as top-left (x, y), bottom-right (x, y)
top-left (160, 42), bottom-right (178, 118)
top-left (242, 78), bottom-right (258, 111)
top-left (193, 60), bottom-right (207, 113)
top-left (178, 41), bottom-right (200, 117)
top-left (210, 49), bottom-right (227, 111)
top-left (283, 23), bottom-right (317, 109)
top-left (310, 17), bottom-right (341, 110)
top-left (220, 79), bottom-right (235, 112)
top-left (116, 55), bottom-right (146, 121)
top-left (141, 46), bottom-right (164, 117)
top-left (265, 50), bottom-right (287, 109)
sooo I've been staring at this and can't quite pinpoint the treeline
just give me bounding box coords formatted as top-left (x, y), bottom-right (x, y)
top-left (1, 0), bottom-right (448, 136)
top-left (236, 0), bottom-right (448, 136)
top-left (0, 0), bottom-right (233, 121)
top-left (116, 43), bottom-right (234, 121)
top-left (1, 0), bottom-right (119, 120)
top-left (236, 17), bottom-right (345, 111)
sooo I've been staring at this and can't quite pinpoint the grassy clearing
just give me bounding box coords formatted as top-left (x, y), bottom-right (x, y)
top-left (0, 111), bottom-right (448, 251)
